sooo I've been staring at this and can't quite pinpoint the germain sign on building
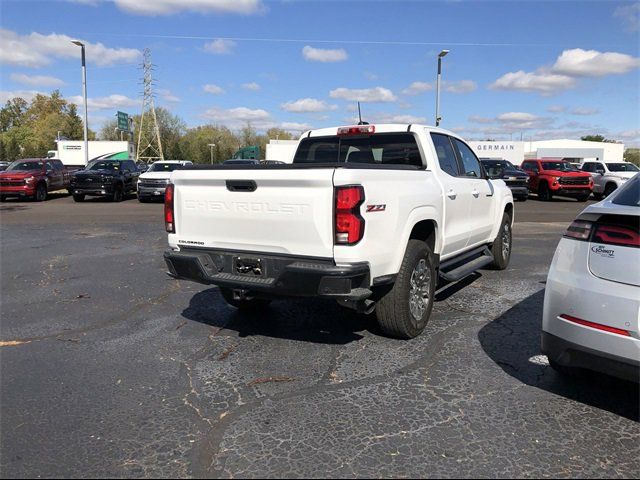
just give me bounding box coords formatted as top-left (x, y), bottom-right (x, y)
top-left (467, 141), bottom-right (525, 165)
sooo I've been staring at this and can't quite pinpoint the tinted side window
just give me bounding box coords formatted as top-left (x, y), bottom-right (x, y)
top-left (582, 163), bottom-right (593, 172)
top-left (53, 160), bottom-right (64, 171)
top-left (430, 133), bottom-right (459, 177)
top-left (45, 161), bottom-right (54, 172)
top-left (453, 139), bottom-right (482, 178)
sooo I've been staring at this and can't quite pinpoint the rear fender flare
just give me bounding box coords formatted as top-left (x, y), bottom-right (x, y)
top-left (389, 206), bottom-right (442, 275)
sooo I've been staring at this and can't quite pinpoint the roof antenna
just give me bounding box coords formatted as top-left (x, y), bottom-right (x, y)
top-left (357, 102), bottom-right (369, 125)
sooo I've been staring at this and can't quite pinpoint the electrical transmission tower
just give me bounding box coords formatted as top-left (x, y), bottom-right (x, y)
top-left (136, 48), bottom-right (164, 162)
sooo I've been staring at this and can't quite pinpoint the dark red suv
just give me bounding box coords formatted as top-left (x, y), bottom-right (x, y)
top-left (521, 159), bottom-right (593, 202)
top-left (0, 158), bottom-right (70, 202)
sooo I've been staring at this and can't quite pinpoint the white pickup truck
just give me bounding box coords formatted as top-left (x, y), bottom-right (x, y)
top-left (164, 124), bottom-right (514, 338)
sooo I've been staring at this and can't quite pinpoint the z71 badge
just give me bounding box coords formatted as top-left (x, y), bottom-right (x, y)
top-left (366, 204), bottom-right (386, 212)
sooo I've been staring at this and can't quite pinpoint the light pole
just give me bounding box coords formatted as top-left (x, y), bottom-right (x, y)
top-left (72, 40), bottom-right (89, 166)
top-left (435, 49), bottom-right (449, 127)
top-left (208, 143), bottom-right (216, 164)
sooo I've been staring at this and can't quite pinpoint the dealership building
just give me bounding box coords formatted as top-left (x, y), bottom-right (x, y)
top-left (468, 139), bottom-right (625, 165)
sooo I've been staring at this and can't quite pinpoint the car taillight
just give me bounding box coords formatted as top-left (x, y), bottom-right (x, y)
top-left (335, 185), bottom-right (364, 245)
top-left (564, 220), bottom-right (593, 240)
top-left (593, 224), bottom-right (640, 248)
top-left (165, 183), bottom-right (175, 233)
top-left (337, 125), bottom-right (375, 136)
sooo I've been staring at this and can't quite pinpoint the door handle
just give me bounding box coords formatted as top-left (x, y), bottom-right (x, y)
top-left (447, 189), bottom-right (457, 200)
top-left (472, 189), bottom-right (480, 198)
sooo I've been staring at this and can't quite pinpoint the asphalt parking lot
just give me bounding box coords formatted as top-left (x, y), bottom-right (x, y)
top-left (1, 194), bottom-right (638, 478)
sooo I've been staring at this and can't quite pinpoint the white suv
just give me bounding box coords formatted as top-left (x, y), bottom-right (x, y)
top-left (580, 161), bottom-right (639, 200)
top-left (137, 160), bottom-right (192, 202)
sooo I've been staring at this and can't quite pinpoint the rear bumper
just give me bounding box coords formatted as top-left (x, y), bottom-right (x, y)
top-left (507, 186), bottom-right (529, 197)
top-left (164, 248), bottom-right (371, 300)
top-left (542, 332), bottom-right (639, 383)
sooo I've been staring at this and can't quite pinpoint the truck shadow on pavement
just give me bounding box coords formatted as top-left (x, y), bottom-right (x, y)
top-left (182, 287), bottom-right (374, 345)
top-left (478, 290), bottom-right (639, 421)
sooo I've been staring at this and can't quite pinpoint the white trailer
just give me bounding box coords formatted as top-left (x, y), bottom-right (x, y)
top-left (48, 141), bottom-right (135, 169)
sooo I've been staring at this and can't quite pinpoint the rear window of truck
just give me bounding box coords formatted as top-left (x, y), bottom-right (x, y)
top-left (293, 133), bottom-right (423, 168)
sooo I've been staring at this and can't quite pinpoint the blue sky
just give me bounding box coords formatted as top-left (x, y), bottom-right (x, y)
top-left (1, 0), bottom-right (639, 145)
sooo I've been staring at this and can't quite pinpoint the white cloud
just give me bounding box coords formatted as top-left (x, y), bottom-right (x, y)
top-left (444, 80), bottom-right (477, 94)
top-left (0, 28), bottom-right (141, 68)
top-left (489, 70), bottom-right (576, 95)
top-left (69, 94), bottom-right (139, 111)
top-left (281, 98), bottom-right (337, 113)
top-left (401, 81), bottom-right (433, 96)
top-left (9, 73), bottom-right (65, 87)
top-left (280, 121), bottom-right (313, 132)
top-left (302, 46), bottom-right (348, 63)
top-left (0, 90), bottom-right (44, 104)
top-left (364, 71), bottom-right (379, 81)
top-left (157, 89), bottom-right (180, 103)
top-left (242, 82), bottom-right (261, 91)
top-left (570, 107), bottom-right (600, 116)
top-left (468, 111), bottom-right (554, 133)
top-left (614, 3), bottom-right (640, 32)
top-left (203, 39), bottom-right (236, 55)
top-left (373, 113), bottom-right (427, 124)
top-left (551, 48), bottom-right (640, 77)
top-left (546, 105), bottom-right (566, 113)
top-left (203, 84), bottom-right (225, 94)
top-left (114, 0), bottom-right (265, 15)
top-left (329, 87), bottom-right (397, 103)
top-left (202, 106), bottom-right (270, 123)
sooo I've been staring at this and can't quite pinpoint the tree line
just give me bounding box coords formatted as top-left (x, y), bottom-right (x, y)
top-left (0, 91), bottom-right (294, 163)
top-left (1, 91), bottom-right (637, 165)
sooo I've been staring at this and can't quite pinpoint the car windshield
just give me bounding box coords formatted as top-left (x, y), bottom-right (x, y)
top-left (148, 163), bottom-right (183, 172)
top-left (90, 161), bottom-right (121, 171)
top-left (481, 160), bottom-right (509, 169)
top-left (541, 161), bottom-right (577, 171)
top-left (7, 161), bottom-right (43, 171)
top-left (607, 163), bottom-right (639, 172)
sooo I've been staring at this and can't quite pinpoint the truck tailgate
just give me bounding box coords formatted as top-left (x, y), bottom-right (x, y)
top-left (170, 168), bottom-right (336, 258)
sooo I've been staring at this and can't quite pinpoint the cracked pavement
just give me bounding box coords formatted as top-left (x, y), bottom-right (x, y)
top-left (1, 196), bottom-right (638, 478)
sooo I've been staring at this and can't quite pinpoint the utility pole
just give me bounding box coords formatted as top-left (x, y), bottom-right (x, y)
top-left (136, 48), bottom-right (164, 162)
top-left (71, 41), bottom-right (89, 166)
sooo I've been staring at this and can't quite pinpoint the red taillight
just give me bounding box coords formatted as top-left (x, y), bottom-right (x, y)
top-left (165, 183), bottom-right (175, 233)
top-left (564, 220), bottom-right (593, 240)
top-left (593, 224), bottom-right (640, 248)
top-left (335, 186), bottom-right (364, 245)
top-left (560, 314), bottom-right (631, 337)
top-left (337, 125), bottom-right (375, 136)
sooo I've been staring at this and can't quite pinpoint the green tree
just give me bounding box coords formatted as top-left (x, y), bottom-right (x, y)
top-left (179, 125), bottom-right (239, 164)
top-left (623, 148), bottom-right (640, 167)
top-left (580, 134), bottom-right (619, 143)
top-left (62, 103), bottom-right (85, 140)
top-left (0, 97), bottom-right (28, 132)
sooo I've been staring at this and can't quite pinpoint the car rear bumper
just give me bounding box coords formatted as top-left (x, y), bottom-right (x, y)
top-left (164, 247), bottom-right (371, 300)
top-left (542, 331), bottom-right (639, 382)
top-left (507, 186), bottom-right (529, 197)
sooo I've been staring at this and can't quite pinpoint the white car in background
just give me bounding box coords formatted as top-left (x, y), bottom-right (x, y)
top-left (542, 173), bottom-right (639, 382)
top-left (580, 160), bottom-right (639, 200)
top-left (137, 160), bottom-right (193, 202)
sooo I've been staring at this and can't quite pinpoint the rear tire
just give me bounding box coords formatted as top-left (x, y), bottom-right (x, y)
top-left (138, 195), bottom-right (148, 203)
top-left (220, 287), bottom-right (272, 310)
top-left (489, 213), bottom-right (512, 270)
top-left (0, 195), bottom-right (6, 202)
top-left (538, 182), bottom-right (552, 201)
top-left (375, 240), bottom-right (436, 339)
top-left (73, 194), bottom-right (85, 202)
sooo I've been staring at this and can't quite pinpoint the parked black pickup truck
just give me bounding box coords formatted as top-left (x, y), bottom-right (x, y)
top-left (70, 159), bottom-right (140, 202)
top-left (480, 159), bottom-right (530, 201)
